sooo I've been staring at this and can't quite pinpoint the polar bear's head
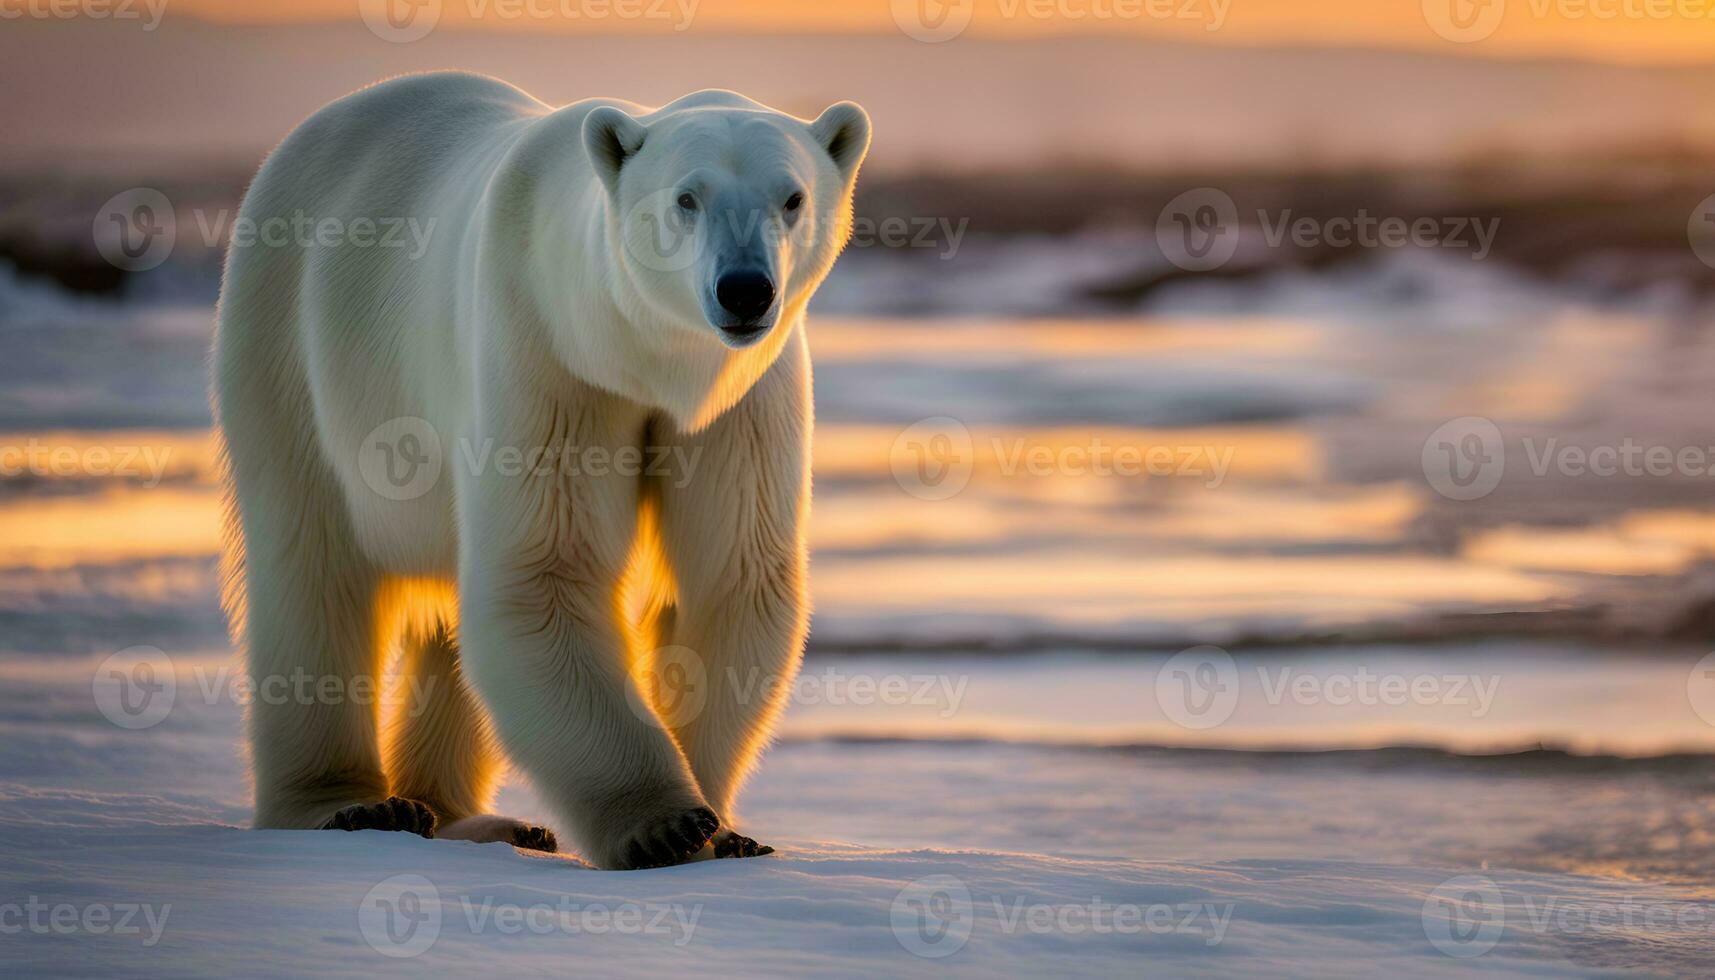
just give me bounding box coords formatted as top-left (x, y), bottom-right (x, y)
top-left (584, 92), bottom-right (871, 350)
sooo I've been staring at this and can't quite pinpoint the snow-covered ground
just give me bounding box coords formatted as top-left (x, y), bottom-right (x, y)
top-left (5, 640), bottom-right (1715, 976)
top-left (4, 261), bottom-right (1715, 974)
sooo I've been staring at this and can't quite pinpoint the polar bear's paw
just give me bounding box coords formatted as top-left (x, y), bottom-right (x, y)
top-left (321, 796), bottom-right (437, 838)
top-left (438, 814), bottom-right (558, 853)
top-left (511, 822), bottom-right (558, 853)
top-left (616, 806), bottom-right (720, 870)
top-left (712, 830), bottom-right (773, 859)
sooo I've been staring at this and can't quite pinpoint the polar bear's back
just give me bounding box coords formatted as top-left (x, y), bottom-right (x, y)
top-left (240, 71), bottom-right (545, 348)
top-left (222, 71), bottom-right (547, 362)
top-left (215, 73), bottom-right (549, 574)
top-left (256, 71), bottom-right (543, 202)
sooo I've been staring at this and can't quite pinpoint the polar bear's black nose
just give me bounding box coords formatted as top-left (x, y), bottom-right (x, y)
top-left (716, 271), bottom-right (776, 322)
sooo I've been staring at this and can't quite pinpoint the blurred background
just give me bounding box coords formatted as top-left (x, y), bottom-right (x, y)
top-left (5, 3), bottom-right (1715, 968)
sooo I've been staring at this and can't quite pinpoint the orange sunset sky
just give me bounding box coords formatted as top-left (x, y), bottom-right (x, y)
top-left (155, 0), bottom-right (1715, 64)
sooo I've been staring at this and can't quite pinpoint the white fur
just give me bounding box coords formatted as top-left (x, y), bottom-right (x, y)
top-left (212, 72), bottom-right (868, 868)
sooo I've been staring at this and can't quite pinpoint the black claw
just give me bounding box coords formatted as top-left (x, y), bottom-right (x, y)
top-left (514, 825), bottom-right (558, 853)
top-left (667, 815), bottom-right (704, 854)
top-left (395, 797), bottom-right (436, 838)
top-left (321, 797), bottom-right (435, 838)
top-left (682, 810), bottom-right (719, 855)
top-left (691, 807), bottom-right (720, 840)
top-left (713, 832), bottom-right (773, 859)
top-left (618, 807), bottom-right (722, 869)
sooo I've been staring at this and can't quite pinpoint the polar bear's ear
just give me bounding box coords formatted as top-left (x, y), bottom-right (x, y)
top-left (583, 106), bottom-right (647, 196)
top-left (810, 102), bottom-right (872, 183)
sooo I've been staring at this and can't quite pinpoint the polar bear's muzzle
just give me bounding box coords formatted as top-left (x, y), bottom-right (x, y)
top-left (713, 269), bottom-right (777, 342)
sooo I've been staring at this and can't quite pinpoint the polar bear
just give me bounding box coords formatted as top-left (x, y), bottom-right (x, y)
top-left (212, 72), bottom-right (869, 869)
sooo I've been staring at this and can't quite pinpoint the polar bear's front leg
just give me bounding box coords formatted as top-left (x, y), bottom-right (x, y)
top-left (654, 334), bottom-right (812, 845)
top-left (459, 547), bottom-right (717, 869)
top-left (456, 408), bottom-right (717, 870)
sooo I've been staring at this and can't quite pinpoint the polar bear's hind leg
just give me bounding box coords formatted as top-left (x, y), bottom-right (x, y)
top-left (229, 445), bottom-right (429, 834)
top-left (217, 253), bottom-right (435, 838)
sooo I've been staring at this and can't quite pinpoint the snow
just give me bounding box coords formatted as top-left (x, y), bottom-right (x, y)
top-left (16, 812), bottom-right (1688, 979)
top-left (3, 647), bottom-right (1713, 977)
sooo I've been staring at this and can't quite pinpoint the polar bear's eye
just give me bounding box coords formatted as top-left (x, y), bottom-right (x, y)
top-left (676, 193), bottom-right (698, 212)
top-left (784, 193), bottom-right (804, 212)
